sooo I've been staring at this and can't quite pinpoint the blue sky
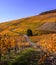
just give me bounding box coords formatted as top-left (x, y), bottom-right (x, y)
top-left (0, 0), bottom-right (56, 23)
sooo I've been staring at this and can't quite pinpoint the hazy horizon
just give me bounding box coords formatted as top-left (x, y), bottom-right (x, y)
top-left (0, 0), bottom-right (56, 23)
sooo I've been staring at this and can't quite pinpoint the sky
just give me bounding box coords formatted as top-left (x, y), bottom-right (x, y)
top-left (0, 0), bottom-right (56, 23)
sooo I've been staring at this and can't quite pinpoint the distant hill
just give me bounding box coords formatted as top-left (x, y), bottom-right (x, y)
top-left (0, 9), bottom-right (56, 35)
top-left (40, 9), bottom-right (56, 15)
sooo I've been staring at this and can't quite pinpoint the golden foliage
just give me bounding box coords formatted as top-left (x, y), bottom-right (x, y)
top-left (0, 35), bottom-right (30, 54)
top-left (37, 34), bottom-right (56, 53)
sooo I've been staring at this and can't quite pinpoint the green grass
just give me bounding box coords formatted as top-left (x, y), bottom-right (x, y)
top-left (9, 48), bottom-right (45, 65)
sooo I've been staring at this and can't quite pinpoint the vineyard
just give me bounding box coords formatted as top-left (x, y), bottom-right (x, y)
top-left (39, 34), bottom-right (56, 53)
top-left (0, 33), bottom-right (56, 65)
top-left (0, 35), bottom-right (29, 61)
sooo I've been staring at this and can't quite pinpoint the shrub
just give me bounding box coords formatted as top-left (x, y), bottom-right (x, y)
top-left (11, 48), bottom-right (45, 65)
top-left (27, 29), bottom-right (33, 36)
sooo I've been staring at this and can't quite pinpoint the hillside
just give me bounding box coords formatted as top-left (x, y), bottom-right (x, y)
top-left (0, 9), bottom-right (56, 35)
top-left (1, 9), bottom-right (56, 65)
top-left (37, 22), bottom-right (56, 32)
top-left (40, 9), bottom-right (56, 15)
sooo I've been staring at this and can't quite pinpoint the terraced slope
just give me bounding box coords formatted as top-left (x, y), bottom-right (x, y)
top-left (0, 9), bottom-right (56, 35)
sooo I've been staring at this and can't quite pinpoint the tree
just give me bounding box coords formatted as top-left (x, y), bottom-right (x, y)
top-left (27, 29), bottom-right (33, 36)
